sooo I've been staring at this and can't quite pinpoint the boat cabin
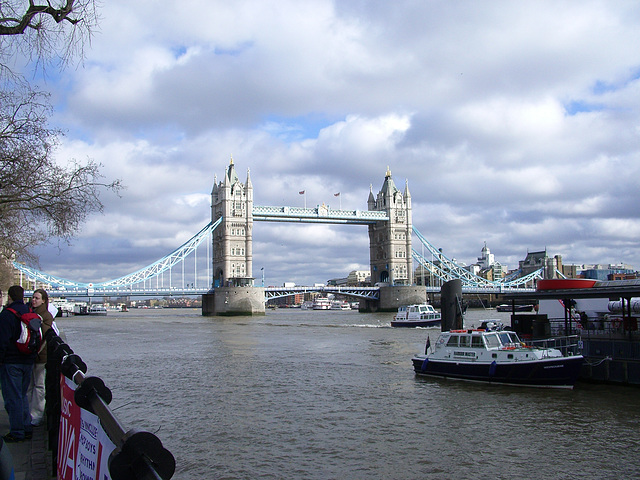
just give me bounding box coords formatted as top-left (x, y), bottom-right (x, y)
top-left (441, 330), bottom-right (521, 350)
top-left (431, 329), bottom-right (567, 362)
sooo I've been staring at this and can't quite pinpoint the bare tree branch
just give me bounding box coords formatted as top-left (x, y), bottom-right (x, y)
top-left (0, 87), bottom-right (122, 264)
top-left (0, 0), bottom-right (98, 77)
top-left (0, 1), bottom-right (120, 286)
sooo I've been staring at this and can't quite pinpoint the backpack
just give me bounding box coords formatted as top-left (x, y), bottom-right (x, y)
top-left (6, 307), bottom-right (43, 354)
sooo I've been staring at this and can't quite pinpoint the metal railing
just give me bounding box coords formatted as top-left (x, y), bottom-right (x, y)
top-left (545, 316), bottom-right (639, 340)
top-left (45, 329), bottom-right (175, 479)
top-left (528, 334), bottom-right (582, 357)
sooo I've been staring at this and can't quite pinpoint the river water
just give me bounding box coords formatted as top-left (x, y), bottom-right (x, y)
top-left (57, 307), bottom-right (640, 479)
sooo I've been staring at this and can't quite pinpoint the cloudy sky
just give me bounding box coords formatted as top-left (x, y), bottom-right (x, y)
top-left (25, 0), bottom-right (640, 288)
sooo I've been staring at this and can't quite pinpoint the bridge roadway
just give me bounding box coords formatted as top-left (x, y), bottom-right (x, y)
top-left (33, 284), bottom-right (534, 299)
top-left (252, 205), bottom-right (389, 224)
top-left (265, 285), bottom-right (534, 300)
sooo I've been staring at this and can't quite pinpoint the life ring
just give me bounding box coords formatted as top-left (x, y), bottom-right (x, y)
top-left (611, 317), bottom-right (622, 329)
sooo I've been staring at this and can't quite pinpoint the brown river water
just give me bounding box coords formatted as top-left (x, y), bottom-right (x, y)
top-left (57, 307), bottom-right (640, 479)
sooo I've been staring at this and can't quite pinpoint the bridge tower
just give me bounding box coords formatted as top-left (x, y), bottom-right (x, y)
top-left (367, 167), bottom-right (413, 285)
top-left (211, 158), bottom-right (254, 287)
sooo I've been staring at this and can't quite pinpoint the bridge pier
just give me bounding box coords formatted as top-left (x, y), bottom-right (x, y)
top-left (360, 285), bottom-right (427, 312)
top-left (202, 287), bottom-right (266, 316)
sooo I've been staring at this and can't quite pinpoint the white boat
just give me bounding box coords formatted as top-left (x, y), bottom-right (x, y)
top-left (313, 297), bottom-right (331, 310)
top-left (51, 300), bottom-right (75, 317)
top-left (331, 301), bottom-right (351, 310)
top-left (88, 304), bottom-right (108, 316)
top-left (412, 327), bottom-right (583, 388)
top-left (392, 303), bottom-right (441, 327)
top-left (73, 303), bottom-right (89, 315)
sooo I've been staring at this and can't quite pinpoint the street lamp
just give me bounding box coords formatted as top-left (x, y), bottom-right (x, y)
top-left (261, 267), bottom-right (265, 287)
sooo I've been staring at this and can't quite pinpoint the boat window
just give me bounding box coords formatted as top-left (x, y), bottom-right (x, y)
top-left (484, 334), bottom-right (501, 348)
top-left (507, 354), bottom-right (514, 359)
top-left (459, 335), bottom-right (470, 348)
top-left (508, 332), bottom-right (521, 343)
top-left (446, 336), bottom-right (458, 347)
top-left (471, 336), bottom-right (484, 348)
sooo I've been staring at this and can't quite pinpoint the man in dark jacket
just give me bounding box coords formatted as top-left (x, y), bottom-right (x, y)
top-left (0, 286), bottom-right (36, 442)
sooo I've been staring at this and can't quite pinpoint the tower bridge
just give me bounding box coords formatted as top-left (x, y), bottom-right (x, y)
top-left (13, 160), bottom-right (541, 314)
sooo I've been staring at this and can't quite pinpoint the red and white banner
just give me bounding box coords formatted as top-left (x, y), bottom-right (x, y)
top-left (57, 375), bottom-right (116, 480)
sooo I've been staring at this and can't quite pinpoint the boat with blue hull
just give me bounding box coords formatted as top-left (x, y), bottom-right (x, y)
top-left (412, 328), bottom-right (583, 388)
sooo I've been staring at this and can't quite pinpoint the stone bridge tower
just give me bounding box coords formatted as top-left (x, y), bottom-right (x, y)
top-left (367, 167), bottom-right (413, 285)
top-left (211, 158), bottom-right (254, 287)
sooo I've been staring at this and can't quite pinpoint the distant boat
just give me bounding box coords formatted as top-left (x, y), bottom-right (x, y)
top-left (73, 303), bottom-right (89, 315)
top-left (51, 300), bottom-right (75, 317)
top-left (88, 304), bottom-right (108, 316)
top-left (313, 297), bottom-right (331, 310)
top-left (331, 301), bottom-right (351, 310)
top-left (392, 303), bottom-right (441, 328)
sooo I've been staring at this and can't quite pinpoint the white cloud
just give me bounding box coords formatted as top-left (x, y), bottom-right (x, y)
top-left (25, 0), bottom-right (640, 286)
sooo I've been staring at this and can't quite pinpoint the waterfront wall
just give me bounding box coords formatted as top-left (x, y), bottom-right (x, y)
top-left (202, 286), bottom-right (266, 316)
top-left (580, 338), bottom-right (640, 385)
top-left (360, 285), bottom-right (427, 312)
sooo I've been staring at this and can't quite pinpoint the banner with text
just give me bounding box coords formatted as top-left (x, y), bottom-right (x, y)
top-left (57, 375), bottom-right (116, 480)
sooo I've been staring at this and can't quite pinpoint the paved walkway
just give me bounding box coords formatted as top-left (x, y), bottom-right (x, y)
top-left (0, 398), bottom-right (53, 480)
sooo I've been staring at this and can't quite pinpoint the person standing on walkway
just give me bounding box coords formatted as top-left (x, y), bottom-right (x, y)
top-left (27, 289), bottom-right (53, 427)
top-left (0, 286), bottom-right (36, 443)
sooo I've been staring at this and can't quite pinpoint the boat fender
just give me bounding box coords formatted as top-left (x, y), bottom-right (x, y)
top-left (421, 358), bottom-right (429, 371)
top-left (489, 360), bottom-right (497, 377)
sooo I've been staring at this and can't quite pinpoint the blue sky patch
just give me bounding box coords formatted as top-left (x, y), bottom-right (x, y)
top-left (261, 113), bottom-right (338, 141)
top-left (564, 100), bottom-right (604, 115)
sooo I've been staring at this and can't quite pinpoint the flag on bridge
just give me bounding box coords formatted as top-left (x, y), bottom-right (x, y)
top-left (334, 192), bottom-right (340, 196)
top-left (299, 190), bottom-right (305, 194)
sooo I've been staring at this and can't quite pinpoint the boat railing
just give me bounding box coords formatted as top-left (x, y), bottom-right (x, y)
top-left (528, 335), bottom-right (582, 357)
